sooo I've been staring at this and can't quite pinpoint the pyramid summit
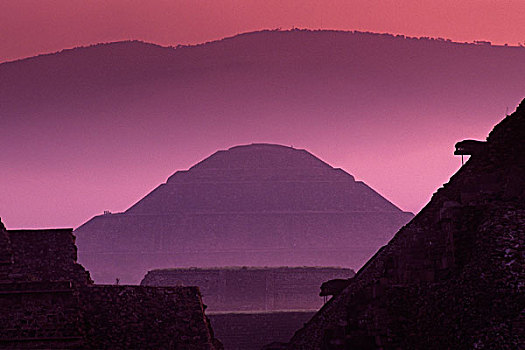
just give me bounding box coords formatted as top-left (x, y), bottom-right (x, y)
top-left (165, 143), bottom-right (337, 189)
top-left (75, 143), bottom-right (413, 283)
top-left (182, 143), bottom-right (332, 170)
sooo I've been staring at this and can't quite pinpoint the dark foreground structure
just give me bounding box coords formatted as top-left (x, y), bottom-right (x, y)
top-left (287, 101), bottom-right (525, 349)
top-left (0, 223), bottom-right (220, 349)
top-left (75, 143), bottom-right (413, 284)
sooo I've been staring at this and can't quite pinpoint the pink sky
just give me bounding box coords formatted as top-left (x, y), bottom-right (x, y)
top-left (1, 0), bottom-right (524, 62)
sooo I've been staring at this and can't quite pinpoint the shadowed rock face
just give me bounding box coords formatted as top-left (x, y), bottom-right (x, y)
top-left (75, 143), bottom-right (413, 284)
top-left (288, 99), bottom-right (525, 349)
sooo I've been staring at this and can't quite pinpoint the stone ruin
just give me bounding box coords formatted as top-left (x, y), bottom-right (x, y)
top-left (0, 224), bottom-right (221, 349)
top-left (286, 99), bottom-right (525, 349)
top-left (75, 143), bottom-right (413, 284)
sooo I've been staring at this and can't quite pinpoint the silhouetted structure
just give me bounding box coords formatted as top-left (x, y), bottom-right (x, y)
top-left (454, 139), bottom-right (487, 155)
top-left (455, 140), bottom-right (487, 164)
top-left (75, 144), bottom-right (412, 284)
top-left (287, 100), bottom-right (525, 349)
top-left (319, 278), bottom-right (353, 297)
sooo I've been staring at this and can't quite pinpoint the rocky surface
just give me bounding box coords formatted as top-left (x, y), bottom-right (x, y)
top-left (81, 285), bottom-right (216, 349)
top-left (5, 229), bottom-right (91, 286)
top-left (288, 99), bottom-right (525, 349)
top-left (75, 143), bottom-right (412, 284)
top-left (0, 223), bottom-right (220, 349)
top-left (0, 220), bottom-right (13, 281)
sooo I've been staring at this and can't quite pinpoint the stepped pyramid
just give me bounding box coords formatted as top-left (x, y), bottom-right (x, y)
top-left (75, 144), bottom-right (413, 284)
top-left (288, 100), bottom-right (525, 349)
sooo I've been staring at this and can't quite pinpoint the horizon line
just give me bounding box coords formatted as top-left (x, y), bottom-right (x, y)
top-left (2, 27), bottom-right (523, 65)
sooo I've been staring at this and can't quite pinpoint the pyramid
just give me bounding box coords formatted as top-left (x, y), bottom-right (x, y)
top-left (75, 144), bottom-right (413, 283)
top-left (288, 100), bottom-right (525, 349)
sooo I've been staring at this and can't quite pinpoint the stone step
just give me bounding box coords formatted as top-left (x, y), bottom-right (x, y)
top-left (0, 336), bottom-right (84, 349)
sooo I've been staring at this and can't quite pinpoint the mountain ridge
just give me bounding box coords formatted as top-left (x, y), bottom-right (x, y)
top-left (2, 29), bottom-right (524, 66)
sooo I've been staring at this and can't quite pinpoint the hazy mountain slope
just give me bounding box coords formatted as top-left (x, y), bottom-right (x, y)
top-left (1, 30), bottom-right (524, 228)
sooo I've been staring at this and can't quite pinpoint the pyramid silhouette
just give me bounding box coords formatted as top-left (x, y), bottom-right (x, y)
top-left (75, 144), bottom-right (412, 284)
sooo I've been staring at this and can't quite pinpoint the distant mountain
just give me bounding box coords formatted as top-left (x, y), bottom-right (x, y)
top-left (1, 29), bottom-right (524, 228)
top-left (74, 143), bottom-right (413, 284)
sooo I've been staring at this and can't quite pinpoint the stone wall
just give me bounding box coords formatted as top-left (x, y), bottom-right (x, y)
top-left (81, 285), bottom-right (216, 349)
top-left (0, 224), bottom-right (220, 349)
top-left (0, 221), bottom-right (13, 281)
top-left (6, 229), bottom-right (91, 286)
top-left (0, 229), bottom-right (89, 349)
top-left (0, 281), bottom-right (84, 349)
top-left (142, 267), bottom-right (354, 311)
